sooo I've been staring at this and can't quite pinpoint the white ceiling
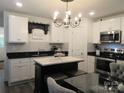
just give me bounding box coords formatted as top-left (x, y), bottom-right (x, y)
top-left (0, 0), bottom-right (124, 19)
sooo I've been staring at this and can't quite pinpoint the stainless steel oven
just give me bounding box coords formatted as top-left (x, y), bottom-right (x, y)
top-left (100, 30), bottom-right (121, 43)
top-left (95, 57), bottom-right (116, 75)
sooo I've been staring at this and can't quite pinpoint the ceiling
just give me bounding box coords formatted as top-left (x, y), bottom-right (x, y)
top-left (0, 0), bottom-right (124, 19)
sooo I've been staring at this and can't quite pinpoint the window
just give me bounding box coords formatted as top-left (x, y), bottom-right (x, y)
top-left (0, 34), bottom-right (4, 48)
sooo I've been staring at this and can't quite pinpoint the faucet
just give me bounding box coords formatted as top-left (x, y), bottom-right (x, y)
top-left (37, 48), bottom-right (40, 55)
top-left (37, 48), bottom-right (45, 55)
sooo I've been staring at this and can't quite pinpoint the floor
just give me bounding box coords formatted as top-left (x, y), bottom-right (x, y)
top-left (0, 70), bottom-right (34, 93)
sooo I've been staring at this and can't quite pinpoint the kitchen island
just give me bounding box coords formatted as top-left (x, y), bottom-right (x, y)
top-left (33, 56), bottom-right (84, 93)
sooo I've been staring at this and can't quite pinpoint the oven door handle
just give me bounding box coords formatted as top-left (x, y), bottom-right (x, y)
top-left (96, 57), bottom-right (115, 62)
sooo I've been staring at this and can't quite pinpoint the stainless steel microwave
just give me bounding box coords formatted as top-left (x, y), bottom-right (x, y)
top-left (100, 30), bottom-right (121, 43)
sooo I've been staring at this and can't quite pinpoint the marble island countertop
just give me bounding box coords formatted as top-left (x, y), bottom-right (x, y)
top-left (33, 56), bottom-right (84, 66)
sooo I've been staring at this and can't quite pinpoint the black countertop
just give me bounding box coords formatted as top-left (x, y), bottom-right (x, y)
top-left (88, 52), bottom-right (124, 60)
top-left (7, 51), bottom-right (68, 59)
top-left (88, 52), bottom-right (96, 56)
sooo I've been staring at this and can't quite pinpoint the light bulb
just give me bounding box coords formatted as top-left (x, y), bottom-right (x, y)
top-left (64, 18), bottom-right (68, 22)
top-left (66, 10), bottom-right (71, 15)
top-left (54, 11), bottom-right (59, 17)
top-left (53, 11), bottom-right (59, 19)
top-left (75, 17), bottom-right (78, 21)
top-left (67, 11), bottom-right (71, 15)
top-left (53, 16), bottom-right (57, 20)
top-left (78, 13), bottom-right (82, 18)
top-left (65, 15), bottom-right (68, 19)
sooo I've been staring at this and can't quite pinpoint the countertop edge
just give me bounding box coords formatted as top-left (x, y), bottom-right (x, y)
top-left (33, 57), bottom-right (84, 66)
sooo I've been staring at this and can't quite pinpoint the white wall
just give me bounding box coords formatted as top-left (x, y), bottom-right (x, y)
top-left (0, 27), bottom-right (4, 61)
top-left (0, 14), bottom-right (3, 27)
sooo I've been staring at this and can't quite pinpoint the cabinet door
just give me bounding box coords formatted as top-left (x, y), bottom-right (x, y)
top-left (58, 28), bottom-right (64, 42)
top-left (19, 60), bottom-right (30, 80)
top-left (50, 23), bottom-right (64, 43)
top-left (92, 22), bottom-right (101, 43)
top-left (30, 59), bottom-right (35, 78)
top-left (109, 18), bottom-right (120, 30)
top-left (72, 28), bottom-right (84, 56)
top-left (68, 27), bottom-right (84, 56)
top-left (9, 59), bottom-right (30, 83)
top-left (63, 28), bottom-right (69, 43)
top-left (87, 56), bottom-right (95, 73)
top-left (121, 17), bottom-right (124, 44)
top-left (101, 20), bottom-right (110, 31)
top-left (8, 15), bottom-right (28, 43)
top-left (10, 63), bottom-right (22, 82)
top-left (117, 60), bottom-right (124, 64)
top-left (101, 18), bottom-right (120, 31)
top-left (68, 22), bottom-right (88, 72)
top-left (51, 30), bottom-right (58, 42)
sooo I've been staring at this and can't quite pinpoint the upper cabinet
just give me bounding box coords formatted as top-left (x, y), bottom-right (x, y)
top-left (50, 23), bottom-right (65, 43)
top-left (92, 22), bottom-right (101, 44)
top-left (92, 18), bottom-right (121, 44)
top-left (8, 15), bottom-right (28, 43)
top-left (100, 18), bottom-right (121, 31)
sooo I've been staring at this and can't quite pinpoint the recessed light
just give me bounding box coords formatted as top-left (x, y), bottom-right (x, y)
top-left (89, 12), bottom-right (95, 16)
top-left (16, 2), bottom-right (23, 7)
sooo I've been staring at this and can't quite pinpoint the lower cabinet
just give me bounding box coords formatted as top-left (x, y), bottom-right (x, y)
top-left (30, 58), bottom-right (35, 78)
top-left (8, 58), bottom-right (35, 84)
top-left (87, 56), bottom-right (95, 73)
top-left (117, 60), bottom-right (124, 64)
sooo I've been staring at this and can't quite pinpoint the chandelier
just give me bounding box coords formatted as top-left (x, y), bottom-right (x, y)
top-left (53, 0), bottom-right (82, 28)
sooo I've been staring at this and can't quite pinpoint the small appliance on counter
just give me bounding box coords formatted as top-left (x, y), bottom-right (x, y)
top-left (54, 48), bottom-right (65, 57)
top-left (51, 46), bottom-right (65, 57)
top-left (51, 45), bottom-right (58, 52)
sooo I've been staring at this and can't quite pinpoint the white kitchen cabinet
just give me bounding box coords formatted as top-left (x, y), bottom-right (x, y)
top-left (68, 27), bottom-right (84, 56)
top-left (92, 22), bottom-right (101, 43)
top-left (121, 17), bottom-right (124, 44)
top-left (8, 15), bottom-right (28, 43)
top-left (63, 28), bottom-right (69, 43)
top-left (50, 23), bottom-right (64, 43)
top-left (8, 58), bottom-right (30, 84)
top-left (67, 21), bottom-right (89, 72)
top-left (0, 27), bottom-right (5, 61)
top-left (117, 60), bottom-right (124, 64)
top-left (87, 56), bottom-right (95, 73)
top-left (30, 58), bottom-right (35, 78)
top-left (100, 18), bottom-right (121, 31)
